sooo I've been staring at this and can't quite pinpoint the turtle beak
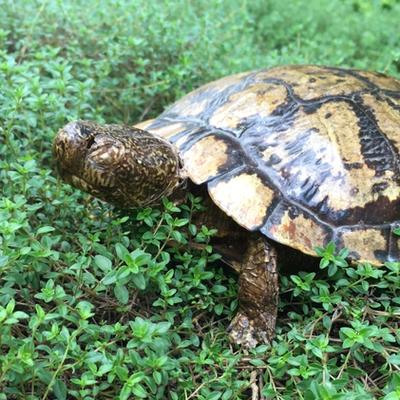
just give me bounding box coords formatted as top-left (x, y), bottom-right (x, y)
top-left (53, 124), bottom-right (78, 183)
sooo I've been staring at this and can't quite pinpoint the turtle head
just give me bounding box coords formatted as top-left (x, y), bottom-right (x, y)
top-left (53, 120), bottom-right (183, 207)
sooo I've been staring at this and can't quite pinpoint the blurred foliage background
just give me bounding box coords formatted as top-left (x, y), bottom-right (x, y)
top-left (1, 0), bottom-right (400, 399)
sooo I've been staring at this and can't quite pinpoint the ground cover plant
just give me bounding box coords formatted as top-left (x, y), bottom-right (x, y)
top-left (1, 0), bottom-right (400, 398)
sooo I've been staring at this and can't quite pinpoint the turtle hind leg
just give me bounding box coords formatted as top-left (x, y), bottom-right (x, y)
top-left (228, 236), bottom-right (278, 348)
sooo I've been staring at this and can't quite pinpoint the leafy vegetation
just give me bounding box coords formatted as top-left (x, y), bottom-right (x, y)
top-left (1, 0), bottom-right (400, 398)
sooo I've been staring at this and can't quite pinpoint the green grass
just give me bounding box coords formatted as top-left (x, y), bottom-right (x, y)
top-left (1, 0), bottom-right (400, 399)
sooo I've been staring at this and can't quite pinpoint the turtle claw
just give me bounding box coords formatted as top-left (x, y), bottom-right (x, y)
top-left (228, 312), bottom-right (270, 348)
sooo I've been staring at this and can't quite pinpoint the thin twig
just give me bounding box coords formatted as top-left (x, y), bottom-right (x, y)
top-left (250, 370), bottom-right (259, 400)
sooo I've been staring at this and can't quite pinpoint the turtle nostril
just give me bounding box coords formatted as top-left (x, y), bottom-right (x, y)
top-left (86, 136), bottom-right (95, 149)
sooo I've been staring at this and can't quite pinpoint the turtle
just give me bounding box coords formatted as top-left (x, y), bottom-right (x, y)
top-left (53, 64), bottom-right (400, 348)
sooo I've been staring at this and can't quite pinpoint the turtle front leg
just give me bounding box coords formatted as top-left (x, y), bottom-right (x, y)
top-left (228, 236), bottom-right (278, 348)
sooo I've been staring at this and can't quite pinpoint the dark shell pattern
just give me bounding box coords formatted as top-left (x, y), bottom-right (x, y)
top-left (139, 65), bottom-right (400, 265)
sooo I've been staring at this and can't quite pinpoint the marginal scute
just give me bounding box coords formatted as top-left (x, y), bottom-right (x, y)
top-left (261, 204), bottom-right (331, 256)
top-left (208, 173), bottom-right (276, 230)
top-left (339, 227), bottom-right (388, 264)
top-left (181, 135), bottom-right (230, 184)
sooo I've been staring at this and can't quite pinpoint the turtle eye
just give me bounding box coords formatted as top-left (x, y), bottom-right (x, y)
top-left (76, 122), bottom-right (95, 139)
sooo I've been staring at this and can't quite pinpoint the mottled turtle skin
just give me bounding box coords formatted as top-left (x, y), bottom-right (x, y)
top-left (54, 65), bottom-right (400, 347)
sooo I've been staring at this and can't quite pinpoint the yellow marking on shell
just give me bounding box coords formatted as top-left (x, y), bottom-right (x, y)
top-left (208, 173), bottom-right (275, 230)
top-left (362, 93), bottom-right (400, 151)
top-left (144, 122), bottom-right (186, 139)
top-left (267, 211), bottom-right (328, 255)
top-left (304, 149), bottom-right (398, 210)
top-left (171, 98), bottom-right (210, 117)
top-left (133, 119), bottom-right (155, 130)
top-left (314, 102), bottom-right (364, 164)
top-left (341, 228), bottom-right (386, 265)
top-left (181, 136), bottom-right (229, 184)
top-left (356, 70), bottom-right (400, 91)
top-left (260, 101), bottom-right (399, 211)
top-left (389, 97), bottom-right (400, 108)
top-left (199, 71), bottom-right (250, 92)
top-left (209, 83), bottom-right (287, 130)
top-left (256, 65), bottom-right (367, 100)
top-left (262, 102), bottom-right (364, 166)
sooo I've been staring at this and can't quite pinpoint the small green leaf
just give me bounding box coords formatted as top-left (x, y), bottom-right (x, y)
top-left (153, 371), bottom-right (162, 385)
top-left (250, 358), bottom-right (266, 367)
top-left (102, 271), bottom-right (117, 285)
top-left (115, 243), bottom-right (130, 261)
top-left (212, 284), bottom-right (227, 294)
top-left (0, 255), bottom-right (9, 267)
top-left (114, 284), bottom-right (129, 304)
top-left (155, 321), bottom-right (171, 334)
top-left (214, 304), bottom-right (224, 315)
top-left (132, 273), bottom-right (146, 290)
top-left (53, 379), bottom-right (67, 400)
top-left (94, 255), bottom-right (112, 272)
top-left (131, 384), bottom-right (148, 398)
top-left (388, 354), bottom-right (400, 365)
top-left (37, 226), bottom-right (55, 235)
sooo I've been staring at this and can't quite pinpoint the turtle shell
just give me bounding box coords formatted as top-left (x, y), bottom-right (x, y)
top-left (141, 65), bottom-right (400, 265)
